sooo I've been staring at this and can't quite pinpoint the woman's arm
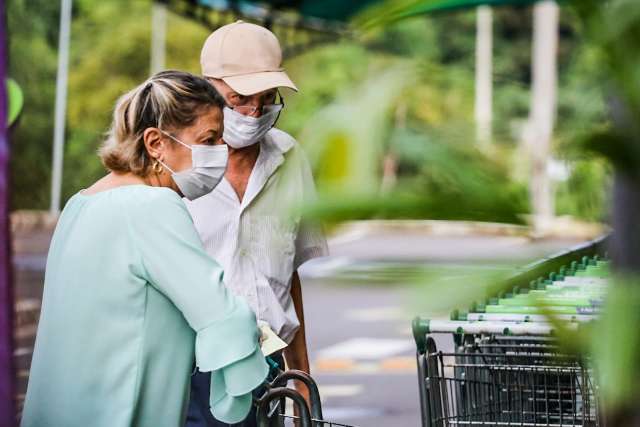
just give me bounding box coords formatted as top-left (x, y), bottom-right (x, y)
top-left (128, 190), bottom-right (267, 423)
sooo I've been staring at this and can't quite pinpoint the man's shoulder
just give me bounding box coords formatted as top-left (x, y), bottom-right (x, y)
top-left (265, 128), bottom-right (299, 154)
top-left (265, 128), bottom-right (313, 171)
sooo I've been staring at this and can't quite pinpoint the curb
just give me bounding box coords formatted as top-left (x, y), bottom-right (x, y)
top-left (329, 218), bottom-right (607, 242)
top-left (10, 211), bottom-right (58, 234)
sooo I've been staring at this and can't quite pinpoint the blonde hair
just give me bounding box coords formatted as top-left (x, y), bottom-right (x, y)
top-left (99, 70), bottom-right (224, 176)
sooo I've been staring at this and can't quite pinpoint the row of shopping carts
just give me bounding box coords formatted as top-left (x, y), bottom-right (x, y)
top-left (413, 238), bottom-right (609, 427)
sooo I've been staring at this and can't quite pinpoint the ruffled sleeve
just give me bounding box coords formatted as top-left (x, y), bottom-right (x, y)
top-left (195, 301), bottom-right (269, 423)
top-left (126, 189), bottom-right (268, 423)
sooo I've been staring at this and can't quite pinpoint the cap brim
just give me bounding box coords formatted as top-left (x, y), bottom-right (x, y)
top-left (222, 71), bottom-right (298, 96)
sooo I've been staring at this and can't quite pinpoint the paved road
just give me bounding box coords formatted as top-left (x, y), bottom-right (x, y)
top-left (12, 227), bottom-right (588, 426)
top-left (298, 233), bottom-right (587, 427)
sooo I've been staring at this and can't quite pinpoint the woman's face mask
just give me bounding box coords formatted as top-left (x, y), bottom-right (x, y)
top-left (157, 131), bottom-right (228, 200)
top-left (222, 104), bottom-right (283, 149)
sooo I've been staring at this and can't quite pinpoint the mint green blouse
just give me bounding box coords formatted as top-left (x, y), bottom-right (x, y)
top-left (21, 186), bottom-right (268, 427)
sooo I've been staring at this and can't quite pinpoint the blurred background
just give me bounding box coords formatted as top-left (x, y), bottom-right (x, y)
top-left (7, 0), bottom-right (635, 426)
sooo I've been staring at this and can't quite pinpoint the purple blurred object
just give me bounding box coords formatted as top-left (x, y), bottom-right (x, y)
top-left (0, 0), bottom-right (17, 424)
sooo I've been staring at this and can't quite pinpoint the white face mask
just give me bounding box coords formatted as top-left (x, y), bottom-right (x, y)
top-left (158, 131), bottom-right (228, 200)
top-left (222, 104), bottom-right (283, 149)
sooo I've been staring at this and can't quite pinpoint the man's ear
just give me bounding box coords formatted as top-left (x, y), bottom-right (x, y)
top-left (143, 128), bottom-right (165, 160)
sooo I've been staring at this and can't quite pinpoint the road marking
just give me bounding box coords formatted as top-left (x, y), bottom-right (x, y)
top-left (313, 359), bottom-right (415, 375)
top-left (298, 256), bottom-right (353, 279)
top-left (380, 356), bottom-right (414, 371)
top-left (15, 324), bottom-right (37, 339)
top-left (322, 406), bottom-right (386, 420)
top-left (327, 227), bottom-right (369, 246)
top-left (397, 326), bottom-right (413, 336)
top-left (14, 347), bottom-right (33, 357)
top-left (345, 306), bottom-right (409, 322)
top-left (318, 384), bottom-right (363, 402)
top-left (317, 338), bottom-right (413, 360)
top-left (315, 358), bottom-right (355, 371)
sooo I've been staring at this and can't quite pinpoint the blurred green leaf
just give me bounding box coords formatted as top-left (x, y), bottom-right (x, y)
top-left (590, 278), bottom-right (640, 411)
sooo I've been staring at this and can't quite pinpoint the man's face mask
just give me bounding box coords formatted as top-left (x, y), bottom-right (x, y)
top-left (157, 131), bottom-right (228, 200)
top-left (222, 104), bottom-right (283, 149)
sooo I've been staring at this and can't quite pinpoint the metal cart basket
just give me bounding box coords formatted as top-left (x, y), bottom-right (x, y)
top-left (413, 246), bottom-right (607, 427)
top-left (417, 336), bottom-right (600, 427)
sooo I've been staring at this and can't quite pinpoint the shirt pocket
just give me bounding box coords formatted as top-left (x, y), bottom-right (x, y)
top-left (246, 215), bottom-right (299, 288)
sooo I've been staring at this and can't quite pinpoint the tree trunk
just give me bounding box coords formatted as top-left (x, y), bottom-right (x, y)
top-left (604, 89), bottom-right (640, 425)
top-left (49, 0), bottom-right (72, 215)
top-left (150, 2), bottom-right (167, 75)
top-left (529, 1), bottom-right (559, 235)
top-left (475, 5), bottom-right (492, 148)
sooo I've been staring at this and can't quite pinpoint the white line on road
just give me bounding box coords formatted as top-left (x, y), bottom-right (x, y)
top-left (345, 306), bottom-right (410, 323)
top-left (317, 338), bottom-right (413, 360)
top-left (318, 384), bottom-right (364, 403)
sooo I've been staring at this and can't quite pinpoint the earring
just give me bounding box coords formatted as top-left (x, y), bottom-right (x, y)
top-left (152, 159), bottom-right (163, 174)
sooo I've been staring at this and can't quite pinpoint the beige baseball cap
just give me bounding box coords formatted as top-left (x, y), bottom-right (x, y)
top-left (200, 20), bottom-right (298, 96)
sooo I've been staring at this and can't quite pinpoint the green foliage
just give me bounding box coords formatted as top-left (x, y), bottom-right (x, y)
top-left (8, 0), bottom-right (60, 209)
top-left (278, 42), bottom-right (374, 137)
top-left (590, 280), bottom-right (640, 410)
top-left (350, 0), bottom-right (639, 418)
top-left (8, 0), bottom-right (209, 208)
top-left (7, 0), bottom-right (611, 226)
top-left (555, 158), bottom-right (611, 221)
top-left (280, 5), bottom-right (606, 224)
top-left (63, 0), bottom-right (208, 202)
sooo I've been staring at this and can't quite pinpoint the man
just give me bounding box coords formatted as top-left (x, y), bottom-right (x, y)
top-left (185, 21), bottom-right (328, 427)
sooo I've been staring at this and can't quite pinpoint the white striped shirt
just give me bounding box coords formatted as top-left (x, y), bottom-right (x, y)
top-left (185, 128), bottom-right (328, 343)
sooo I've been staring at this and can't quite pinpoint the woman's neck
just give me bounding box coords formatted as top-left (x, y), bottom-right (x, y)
top-left (82, 172), bottom-right (150, 196)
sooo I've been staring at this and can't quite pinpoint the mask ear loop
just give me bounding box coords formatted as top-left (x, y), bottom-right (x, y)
top-left (160, 129), bottom-right (193, 151)
top-left (156, 130), bottom-right (190, 174)
top-left (156, 158), bottom-right (176, 174)
top-left (271, 90), bottom-right (284, 129)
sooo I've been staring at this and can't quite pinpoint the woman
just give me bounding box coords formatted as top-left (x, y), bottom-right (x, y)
top-left (21, 71), bottom-right (267, 427)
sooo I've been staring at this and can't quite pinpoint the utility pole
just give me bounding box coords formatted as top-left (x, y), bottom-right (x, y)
top-left (529, 0), bottom-right (559, 235)
top-left (50, 0), bottom-right (72, 215)
top-left (475, 5), bottom-right (493, 148)
top-left (150, 2), bottom-right (167, 75)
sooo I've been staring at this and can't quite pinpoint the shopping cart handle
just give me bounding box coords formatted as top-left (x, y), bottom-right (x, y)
top-left (270, 369), bottom-right (324, 421)
top-left (412, 317), bottom-right (430, 354)
top-left (256, 387), bottom-right (312, 427)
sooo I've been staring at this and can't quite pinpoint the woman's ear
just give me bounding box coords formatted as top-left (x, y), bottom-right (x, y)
top-left (143, 128), bottom-right (165, 160)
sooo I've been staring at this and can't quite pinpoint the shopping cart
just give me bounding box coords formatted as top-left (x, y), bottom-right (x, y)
top-left (416, 336), bottom-right (599, 427)
top-left (254, 358), bottom-right (358, 427)
top-left (413, 239), bottom-right (608, 427)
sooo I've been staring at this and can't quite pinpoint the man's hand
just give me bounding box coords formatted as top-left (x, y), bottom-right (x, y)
top-left (286, 271), bottom-right (312, 425)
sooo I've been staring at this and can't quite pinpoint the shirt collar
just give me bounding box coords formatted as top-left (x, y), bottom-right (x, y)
top-left (239, 129), bottom-right (294, 210)
top-left (265, 128), bottom-right (295, 155)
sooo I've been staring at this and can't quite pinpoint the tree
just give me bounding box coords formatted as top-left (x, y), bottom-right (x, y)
top-left (8, 0), bottom-right (60, 209)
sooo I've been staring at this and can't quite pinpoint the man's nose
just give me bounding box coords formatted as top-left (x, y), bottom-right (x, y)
top-left (247, 101), bottom-right (263, 118)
